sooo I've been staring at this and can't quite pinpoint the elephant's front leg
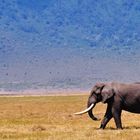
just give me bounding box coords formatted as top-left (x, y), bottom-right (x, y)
top-left (112, 105), bottom-right (122, 129)
top-left (100, 104), bottom-right (113, 129)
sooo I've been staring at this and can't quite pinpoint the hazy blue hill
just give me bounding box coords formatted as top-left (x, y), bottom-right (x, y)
top-left (0, 0), bottom-right (140, 92)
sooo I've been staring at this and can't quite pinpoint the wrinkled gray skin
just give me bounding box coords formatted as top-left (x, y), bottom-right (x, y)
top-left (88, 82), bottom-right (140, 129)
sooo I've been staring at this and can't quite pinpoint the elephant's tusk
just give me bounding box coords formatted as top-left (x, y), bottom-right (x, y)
top-left (74, 103), bottom-right (94, 115)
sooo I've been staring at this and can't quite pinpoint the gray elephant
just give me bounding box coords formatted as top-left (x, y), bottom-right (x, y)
top-left (74, 82), bottom-right (140, 129)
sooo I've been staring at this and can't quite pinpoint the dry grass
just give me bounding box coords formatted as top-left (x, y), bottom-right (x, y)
top-left (0, 95), bottom-right (139, 139)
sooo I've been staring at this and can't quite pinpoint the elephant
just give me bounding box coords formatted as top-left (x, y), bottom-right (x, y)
top-left (74, 82), bottom-right (140, 129)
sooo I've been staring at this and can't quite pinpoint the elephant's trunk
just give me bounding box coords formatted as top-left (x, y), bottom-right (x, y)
top-left (74, 96), bottom-right (99, 121)
top-left (87, 98), bottom-right (99, 121)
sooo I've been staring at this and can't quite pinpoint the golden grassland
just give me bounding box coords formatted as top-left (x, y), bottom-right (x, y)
top-left (0, 95), bottom-right (139, 140)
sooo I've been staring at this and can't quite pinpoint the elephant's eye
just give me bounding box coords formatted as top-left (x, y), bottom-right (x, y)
top-left (96, 89), bottom-right (100, 94)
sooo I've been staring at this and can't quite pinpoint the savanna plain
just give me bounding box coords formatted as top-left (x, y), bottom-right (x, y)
top-left (0, 94), bottom-right (140, 140)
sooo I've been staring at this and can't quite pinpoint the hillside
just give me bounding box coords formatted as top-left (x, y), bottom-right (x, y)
top-left (0, 0), bottom-right (140, 91)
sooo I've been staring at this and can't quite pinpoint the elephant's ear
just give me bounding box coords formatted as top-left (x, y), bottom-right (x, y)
top-left (101, 86), bottom-right (115, 103)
